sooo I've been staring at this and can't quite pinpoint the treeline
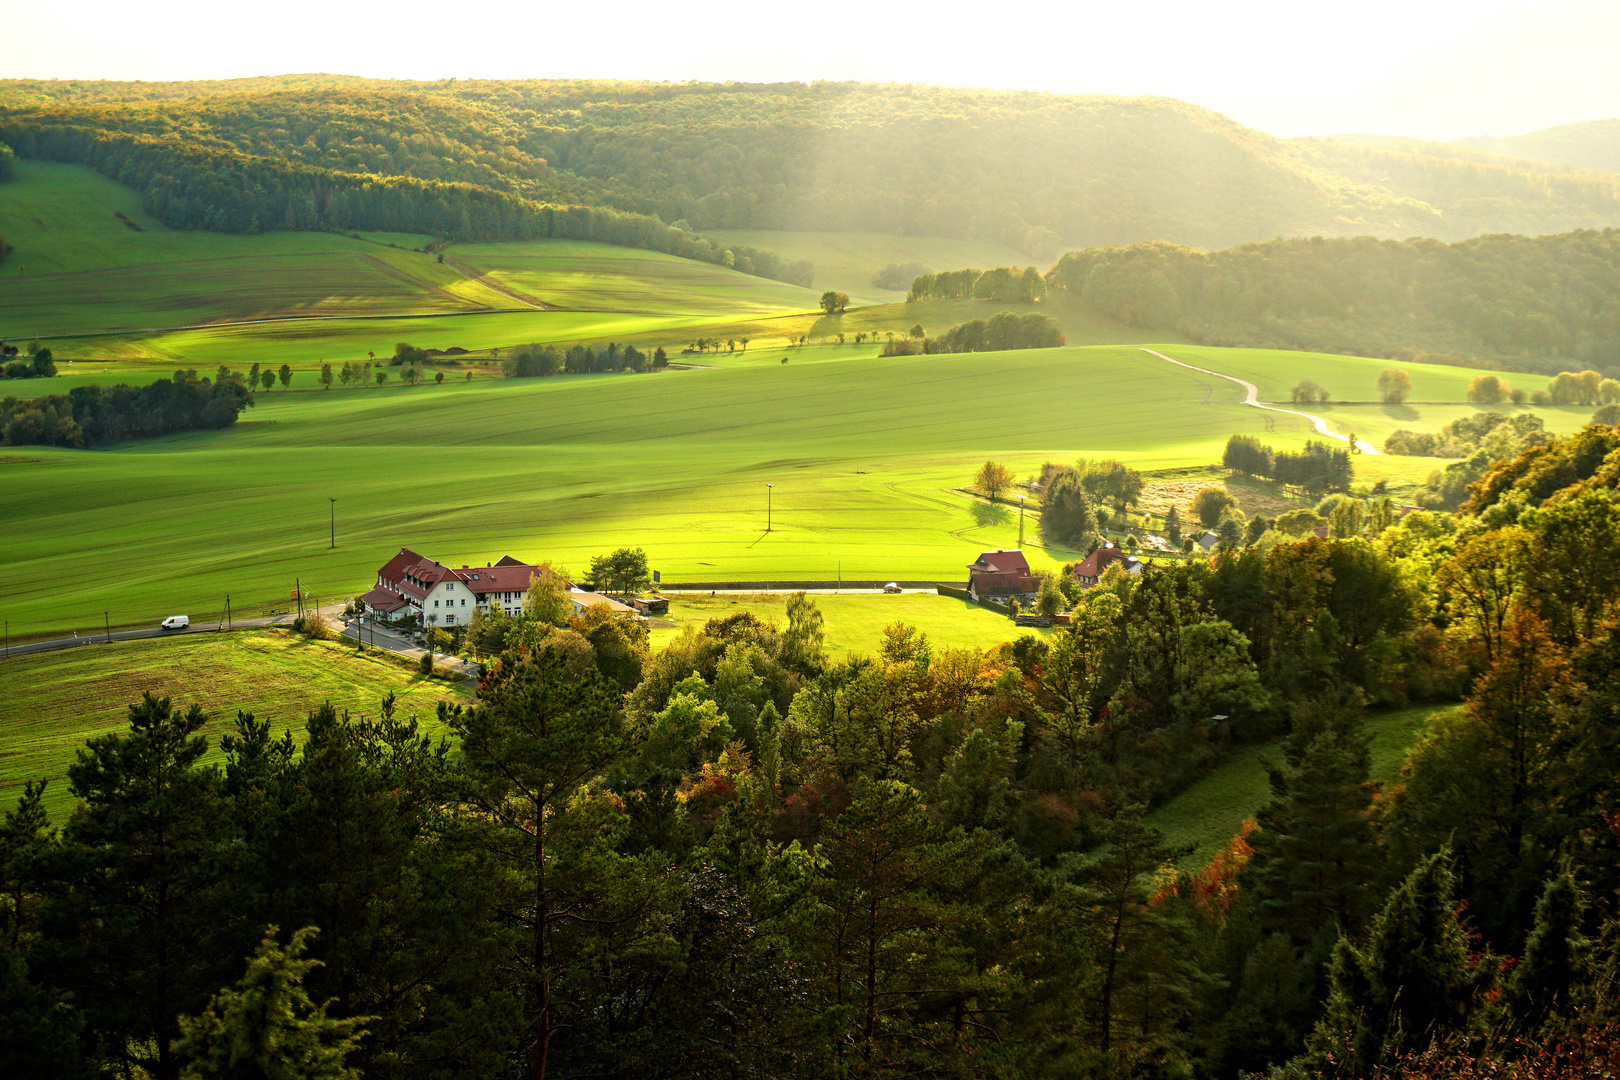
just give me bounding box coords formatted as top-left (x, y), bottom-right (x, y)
top-left (0, 120), bottom-right (812, 287)
top-left (8, 80), bottom-right (1620, 258)
top-left (0, 137), bottom-right (14, 180)
top-left (880, 310), bottom-right (1065, 355)
top-left (1222, 434), bottom-right (1354, 493)
top-left (7, 450), bottom-right (1620, 1076)
top-left (503, 340), bottom-right (669, 377)
top-left (0, 371), bottom-right (252, 447)
top-left (905, 265), bottom-right (1046, 302)
top-left (1048, 231), bottom-right (1620, 374)
top-left (1384, 410), bottom-right (1548, 458)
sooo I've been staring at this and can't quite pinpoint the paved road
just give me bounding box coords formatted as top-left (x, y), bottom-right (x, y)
top-left (4, 604), bottom-right (344, 660)
top-left (336, 618), bottom-right (479, 677)
top-left (1139, 347), bottom-right (1382, 455)
top-left (661, 587), bottom-right (938, 595)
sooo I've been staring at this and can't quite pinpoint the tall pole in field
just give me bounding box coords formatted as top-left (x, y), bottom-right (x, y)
top-left (329, 497), bottom-right (337, 549)
top-left (767, 484), bottom-right (773, 532)
top-left (1019, 496), bottom-right (1026, 548)
top-left (104, 612), bottom-right (110, 643)
top-left (226, 595), bottom-right (232, 631)
top-left (296, 577), bottom-right (302, 620)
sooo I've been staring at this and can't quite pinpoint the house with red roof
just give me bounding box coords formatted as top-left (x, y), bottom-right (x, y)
top-left (966, 549), bottom-right (1036, 600)
top-left (360, 548), bottom-right (555, 628)
top-left (1071, 541), bottom-right (1143, 587)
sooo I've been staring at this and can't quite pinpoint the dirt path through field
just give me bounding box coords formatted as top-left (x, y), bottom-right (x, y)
top-left (1139, 347), bottom-right (1381, 454)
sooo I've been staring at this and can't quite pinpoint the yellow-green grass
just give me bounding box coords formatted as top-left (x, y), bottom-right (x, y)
top-left (1160, 345), bottom-right (1516, 404)
top-left (448, 240), bottom-right (822, 315)
top-left (1146, 703), bottom-right (1456, 869)
top-left (47, 310), bottom-right (721, 366)
top-left (0, 160), bottom-right (432, 277)
top-left (0, 628), bottom-right (471, 819)
top-left (647, 592), bottom-right (1052, 657)
top-left (5, 343), bottom-right (1283, 635)
top-left (704, 229), bottom-right (1036, 305)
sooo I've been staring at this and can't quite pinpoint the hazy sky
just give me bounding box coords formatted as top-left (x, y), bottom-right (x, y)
top-left (4, 0), bottom-right (1615, 140)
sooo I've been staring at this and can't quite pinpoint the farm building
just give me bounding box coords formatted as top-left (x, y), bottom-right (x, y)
top-left (360, 548), bottom-right (645, 626)
top-left (966, 548), bottom-right (1036, 600)
top-left (1072, 541), bottom-right (1143, 586)
top-left (360, 548), bottom-right (543, 627)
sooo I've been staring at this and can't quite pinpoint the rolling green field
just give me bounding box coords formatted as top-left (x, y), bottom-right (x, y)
top-left (1146, 703), bottom-right (1454, 868)
top-left (5, 343), bottom-right (1275, 635)
top-left (650, 591), bottom-right (1051, 657)
top-left (0, 629), bottom-right (470, 818)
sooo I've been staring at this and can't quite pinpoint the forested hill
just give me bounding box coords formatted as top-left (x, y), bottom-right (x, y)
top-left (1047, 229), bottom-right (1620, 375)
top-left (1458, 118), bottom-right (1620, 176)
top-left (3, 77), bottom-right (1620, 258)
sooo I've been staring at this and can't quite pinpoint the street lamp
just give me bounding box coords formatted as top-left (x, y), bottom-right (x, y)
top-left (329, 497), bottom-right (337, 549)
top-left (766, 483), bottom-right (774, 532)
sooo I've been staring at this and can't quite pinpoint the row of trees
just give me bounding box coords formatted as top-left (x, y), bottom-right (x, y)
top-left (1222, 435), bottom-right (1354, 493)
top-left (10, 452), bottom-right (1620, 1076)
top-left (1049, 230), bottom-right (1620, 374)
top-left (1, 342), bottom-right (56, 379)
top-left (879, 311), bottom-right (1065, 356)
top-left (905, 265), bottom-right (1046, 303)
top-left (0, 370), bottom-right (252, 447)
top-left (502, 341), bottom-right (667, 378)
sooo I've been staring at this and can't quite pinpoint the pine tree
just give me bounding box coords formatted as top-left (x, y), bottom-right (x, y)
top-left (1243, 708), bottom-right (1379, 948)
top-left (1502, 868), bottom-right (1591, 1028)
top-left (176, 926), bottom-right (368, 1080)
top-left (1303, 849), bottom-right (1489, 1074)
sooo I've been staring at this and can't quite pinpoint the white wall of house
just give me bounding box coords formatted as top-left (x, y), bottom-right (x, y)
top-left (422, 579), bottom-right (474, 626)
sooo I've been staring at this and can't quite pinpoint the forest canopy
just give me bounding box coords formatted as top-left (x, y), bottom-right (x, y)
top-left (4, 78), bottom-right (1620, 259)
top-left (1048, 230), bottom-right (1620, 374)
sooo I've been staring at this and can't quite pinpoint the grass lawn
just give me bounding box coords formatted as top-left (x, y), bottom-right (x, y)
top-left (647, 591), bottom-right (1052, 657)
top-left (0, 628), bottom-right (472, 819)
top-left (1146, 703), bottom-right (1460, 869)
top-left (1160, 345), bottom-right (1514, 405)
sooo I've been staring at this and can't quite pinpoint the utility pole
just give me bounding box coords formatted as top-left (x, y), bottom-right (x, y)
top-left (296, 577), bottom-right (302, 620)
top-left (3, 620), bottom-right (7, 658)
top-left (226, 594), bottom-right (231, 631)
top-left (329, 497), bottom-right (337, 549)
top-left (1019, 496), bottom-right (1026, 548)
top-left (766, 483), bottom-right (773, 532)
top-left (104, 612), bottom-right (110, 643)
top-left (838, 560), bottom-right (841, 592)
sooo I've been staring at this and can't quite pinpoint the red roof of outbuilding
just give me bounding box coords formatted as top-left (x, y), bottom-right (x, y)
top-left (966, 549), bottom-right (1032, 575)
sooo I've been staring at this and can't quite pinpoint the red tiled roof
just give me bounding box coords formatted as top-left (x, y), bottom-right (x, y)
top-left (360, 586), bottom-right (410, 612)
top-left (966, 548), bottom-right (1032, 575)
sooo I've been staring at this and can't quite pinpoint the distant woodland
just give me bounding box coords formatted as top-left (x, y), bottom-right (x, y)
top-left (1049, 230), bottom-right (1620, 375)
top-left (3, 78), bottom-right (1620, 263)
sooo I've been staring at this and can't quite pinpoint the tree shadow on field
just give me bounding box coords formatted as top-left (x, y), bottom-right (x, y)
top-left (1383, 404), bottom-right (1420, 421)
top-left (969, 501), bottom-right (1013, 529)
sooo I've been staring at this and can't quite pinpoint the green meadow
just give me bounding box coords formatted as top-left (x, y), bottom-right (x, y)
top-left (0, 629), bottom-right (470, 818)
top-left (1146, 703), bottom-right (1454, 868)
top-left (6, 342), bottom-right (1288, 636)
top-left (650, 591), bottom-right (1052, 657)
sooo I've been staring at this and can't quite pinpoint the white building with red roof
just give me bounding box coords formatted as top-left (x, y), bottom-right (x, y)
top-left (360, 548), bottom-right (550, 627)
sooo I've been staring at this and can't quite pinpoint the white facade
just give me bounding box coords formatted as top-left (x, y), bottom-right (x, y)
top-left (422, 579), bottom-right (473, 626)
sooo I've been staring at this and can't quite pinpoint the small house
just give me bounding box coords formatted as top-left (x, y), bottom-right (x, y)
top-left (966, 549), bottom-right (1035, 600)
top-left (1072, 541), bottom-right (1143, 587)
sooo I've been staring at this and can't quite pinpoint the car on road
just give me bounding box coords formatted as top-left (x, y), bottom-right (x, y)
top-left (160, 615), bottom-right (190, 630)
top-left (883, 582), bottom-right (903, 593)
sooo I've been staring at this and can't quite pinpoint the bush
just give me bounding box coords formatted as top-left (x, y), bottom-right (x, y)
top-left (303, 612), bottom-right (330, 641)
top-left (418, 651), bottom-right (434, 676)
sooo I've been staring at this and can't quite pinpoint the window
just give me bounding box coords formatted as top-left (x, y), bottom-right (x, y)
top-left (447, 583), bottom-right (455, 591)
top-left (461, 599), bottom-right (467, 606)
top-left (446, 614), bottom-right (456, 625)
top-left (434, 600), bottom-right (440, 608)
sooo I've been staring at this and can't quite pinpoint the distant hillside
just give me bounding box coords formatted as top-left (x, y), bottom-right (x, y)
top-left (1455, 118), bottom-right (1620, 175)
top-left (3, 77), bottom-right (1620, 261)
top-left (1047, 229), bottom-right (1620, 377)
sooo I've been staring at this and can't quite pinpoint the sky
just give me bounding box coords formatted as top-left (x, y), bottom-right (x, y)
top-left (3, 0), bottom-right (1616, 140)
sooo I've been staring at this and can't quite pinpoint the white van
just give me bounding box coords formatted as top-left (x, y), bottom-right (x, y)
top-left (160, 615), bottom-right (190, 630)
